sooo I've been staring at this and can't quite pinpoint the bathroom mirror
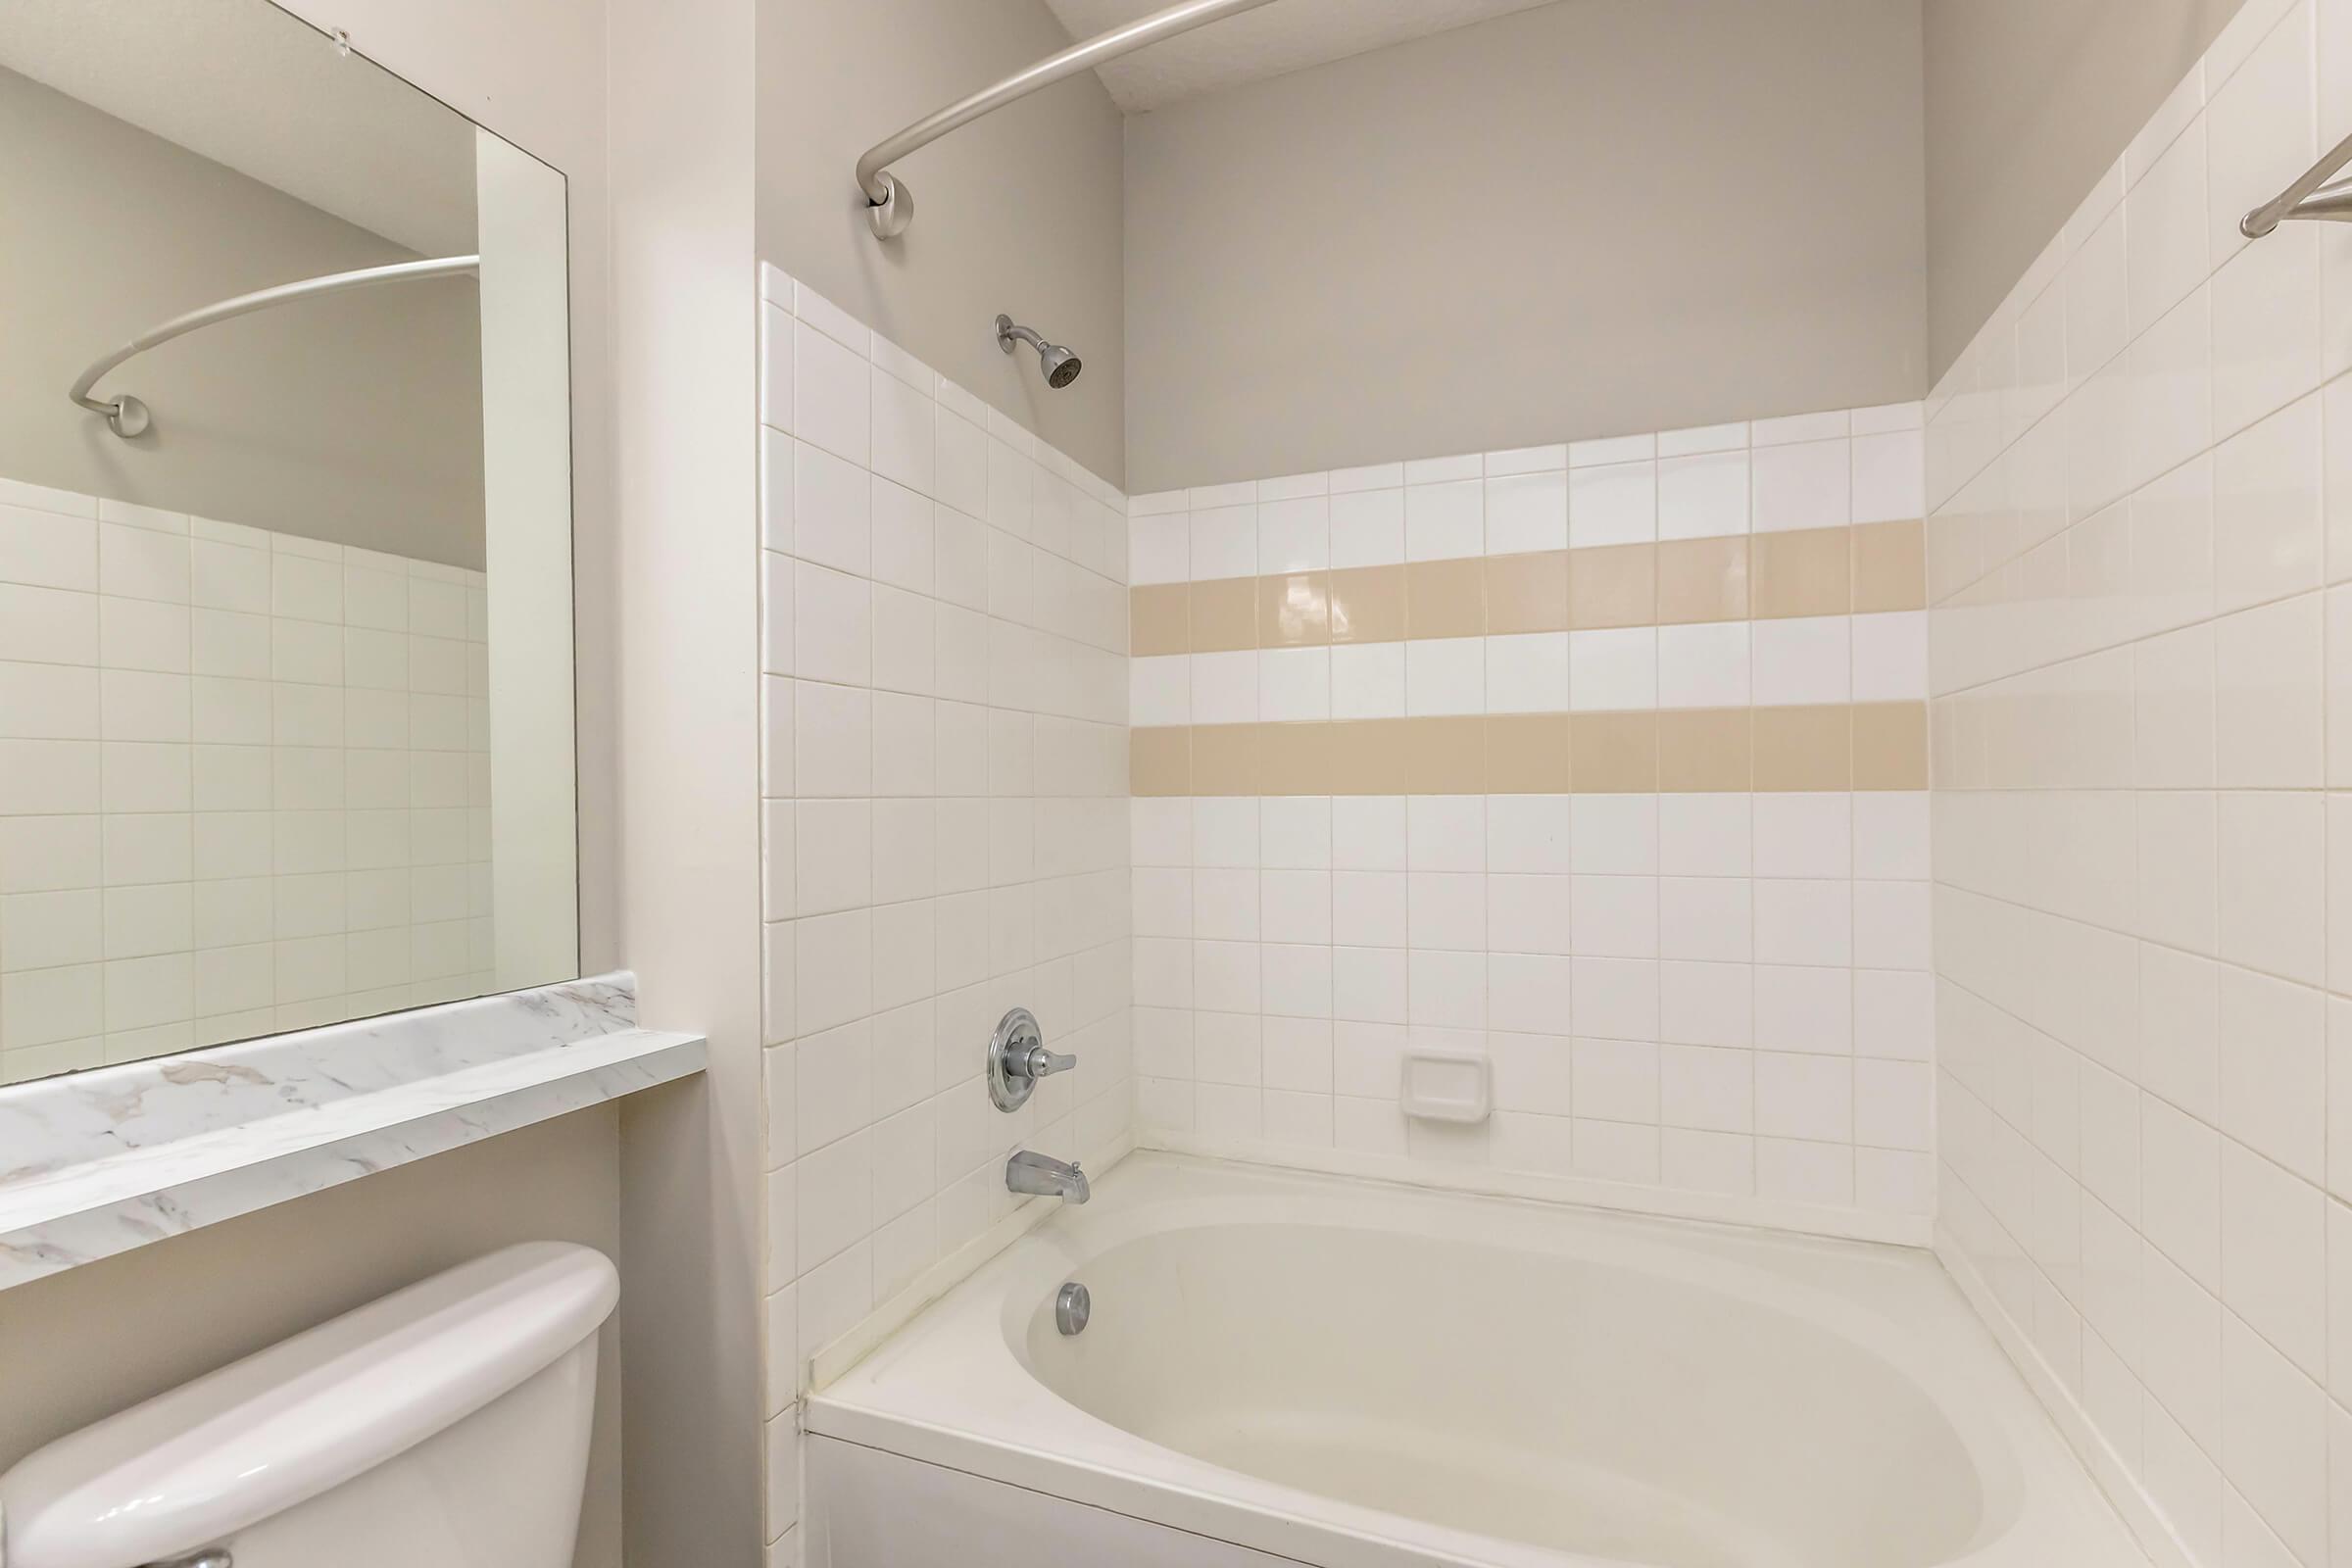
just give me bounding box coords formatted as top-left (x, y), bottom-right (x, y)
top-left (0, 0), bottom-right (579, 1086)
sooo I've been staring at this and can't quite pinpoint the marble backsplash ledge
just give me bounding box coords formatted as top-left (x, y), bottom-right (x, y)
top-left (0, 1021), bottom-right (702, 1293)
top-left (0, 972), bottom-right (637, 1184)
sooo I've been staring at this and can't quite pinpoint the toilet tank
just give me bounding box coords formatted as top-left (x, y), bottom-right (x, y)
top-left (0, 1242), bottom-right (618, 1568)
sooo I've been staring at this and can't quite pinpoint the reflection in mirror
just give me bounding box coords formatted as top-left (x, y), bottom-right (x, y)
top-left (0, 1), bottom-right (579, 1086)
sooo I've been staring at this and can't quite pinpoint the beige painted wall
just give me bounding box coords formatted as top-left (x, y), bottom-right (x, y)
top-left (755, 0), bottom-right (1126, 486)
top-left (1122, 0), bottom-right (1928, 493)
top-left (0, 66), bottom-right (488, 568)
top-left (610, 0), bottom-right (767, 1557)
top-left (0, 1111), bottom-right (625, 1568)
top-left (1923, 0), bottom-right (2247, 379)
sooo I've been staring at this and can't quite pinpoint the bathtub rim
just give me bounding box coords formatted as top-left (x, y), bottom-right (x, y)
top-left (807, 1152), bottom-right (2146, 1568)
top-left (1934, 1226), bottom-right (2194, 1568)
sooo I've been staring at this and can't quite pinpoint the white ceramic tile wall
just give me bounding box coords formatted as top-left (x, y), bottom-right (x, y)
top-left (1130, 405), bottom-right (1937, 1238)
top-left (755, 264), bottom-right (1134, 1554)
top-left (1129, 790), bottom-right (1936, 1219)
top-left (1927, 1), bottom-right (2352, 1560)
top-left (0, 476), bottom-right (493, 1085)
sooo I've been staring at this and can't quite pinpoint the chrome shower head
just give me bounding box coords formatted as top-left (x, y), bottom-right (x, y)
top-left (1038, 342), bottom-right (1082, 388)
top-left (996, 314), bottom-right (1082, 388)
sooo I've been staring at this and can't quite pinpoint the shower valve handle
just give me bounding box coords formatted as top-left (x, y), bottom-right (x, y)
top-left (1013, 1044), bottom-right (1076, 1080)
top-left (987, 1007), bottom-right (1074, 1110)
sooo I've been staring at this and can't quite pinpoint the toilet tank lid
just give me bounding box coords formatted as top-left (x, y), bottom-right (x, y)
top-left (0, 1241), bottom-right (618, 1568)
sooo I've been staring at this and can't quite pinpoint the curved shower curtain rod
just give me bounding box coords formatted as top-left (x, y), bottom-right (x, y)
top-left (69, 253), bottom-right (481, 438)
top-left (855, 0), bottom-right (1283, 239)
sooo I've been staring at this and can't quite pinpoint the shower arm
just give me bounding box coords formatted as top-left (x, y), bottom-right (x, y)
top-left (68, 253), bottom-right (481, 438)
top-left (855, 0), bottom-right (1283, 239)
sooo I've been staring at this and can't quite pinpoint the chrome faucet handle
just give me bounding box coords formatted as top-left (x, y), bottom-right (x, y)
top-left (988, 1007), bottom-right (1076, 1111)
top-left (1018, 1044), bottom-right (1076, 1078)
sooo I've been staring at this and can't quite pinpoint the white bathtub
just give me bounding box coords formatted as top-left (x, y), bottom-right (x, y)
top-left (807, 1153), bottom-right (2145, 1568)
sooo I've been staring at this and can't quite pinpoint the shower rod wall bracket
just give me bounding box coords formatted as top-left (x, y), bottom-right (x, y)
top-left (101, 395), bottom-right (152, 439)
top-left (2242, 127), bottom-right (2352, 237)
top-left (865, 172), bottom-right (913, 240)
top-left (856, 0), bottom-right (1282, 240)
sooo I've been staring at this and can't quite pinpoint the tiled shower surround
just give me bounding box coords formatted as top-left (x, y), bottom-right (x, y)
top-left (0, 476), bottom-right (493, 1086)
top-left (754, 266), bottom-right (1135, 1555)
top-left (1126, 404), bottom-right (1936, 1236)
top-left (1928, 0), bottom-right (2352, 1561)
top-left (760, 0), bottom-right (2352, 1543)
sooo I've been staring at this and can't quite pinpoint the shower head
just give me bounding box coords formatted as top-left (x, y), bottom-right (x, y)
top-left (1038, 342), bottom-right (1082, 389)
top-left (996, 314), bottom-right (1083, 388)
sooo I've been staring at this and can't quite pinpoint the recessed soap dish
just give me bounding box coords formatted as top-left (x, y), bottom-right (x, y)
top-left (1399, 1048), bottom-right (1492, 1124)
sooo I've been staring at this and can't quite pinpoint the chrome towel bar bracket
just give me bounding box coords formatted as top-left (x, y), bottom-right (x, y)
top-left (2242, 125), bottom-right (2352, 237)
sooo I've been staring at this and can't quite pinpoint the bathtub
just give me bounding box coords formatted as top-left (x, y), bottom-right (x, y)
top-left (806, 1153), bottom-right (2145, 1568)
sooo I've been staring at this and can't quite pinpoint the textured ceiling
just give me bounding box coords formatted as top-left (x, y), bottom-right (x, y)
top-left (1041, 0), bottom-right (1561, 112)
top-left (0, 0), bottom-right (478, 255)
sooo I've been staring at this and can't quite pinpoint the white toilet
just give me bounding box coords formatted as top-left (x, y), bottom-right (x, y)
top-left (0, 1242), bottom-right (617, 1568)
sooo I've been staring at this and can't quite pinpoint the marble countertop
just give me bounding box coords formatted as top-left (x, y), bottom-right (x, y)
top-left (0, 974), bottom-right (706, 1292)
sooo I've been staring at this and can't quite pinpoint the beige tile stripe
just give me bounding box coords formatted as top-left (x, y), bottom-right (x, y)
top-left (1130, 702), bottom-right (1928, 797)
top-left (1130, 520), bottom-right (1926, 657)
